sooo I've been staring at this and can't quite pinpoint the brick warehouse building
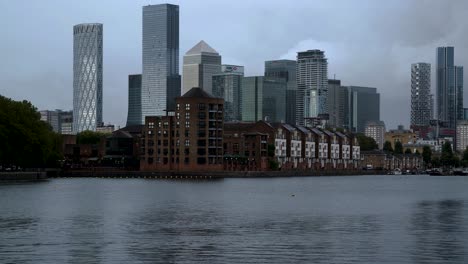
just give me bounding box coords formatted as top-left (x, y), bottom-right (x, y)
top-left (141, 88), bottom-right (224, 172)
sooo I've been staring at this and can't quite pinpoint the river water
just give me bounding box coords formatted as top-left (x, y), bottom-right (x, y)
top-left (1, 175), bottom-right (468, 263)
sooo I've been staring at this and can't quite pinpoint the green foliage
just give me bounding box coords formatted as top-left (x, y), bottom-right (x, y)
top-left (415, 150), bottom-right (420, 155)
top-left (356, 134), bottom-right (378, 151)
top-left (440, 142), bottom-right (455, 167)
top-left (383, 141), bottom-right (393, 152)
top-left (431, 157), bottom-right (440, 167)
top-left (422, 146), bottom-right (432, 164)
top-left (267, 144), bottom-right (275, 157)
top-left (77, 130), bottom-right (107, 144)
top-left (404, 148), bottom-right (412, 154)
top-left (394, 141), bottom-right (403, 154)
top-left (0, 95), bottom-right (62, 168)
top-left (268, 159), bottom-right (279, 170)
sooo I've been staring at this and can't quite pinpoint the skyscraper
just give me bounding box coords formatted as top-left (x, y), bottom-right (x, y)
top-left (436, 47), bottom-right (464, 131)
top-left (212, 65), bottom-right (244, 121)
top-left (346, 86), bottom-right (380, 133)
top-left (40, 110), bottom-right (60, 132)
top-left (126, 74), bottom-right (142, 126)
top-left (411, 63), bottom-right (432, 127)
top-left (182, 40), bottom-right (221, 95)
top-left (265, 60), bottom-right (297, 124)
top-left (296, 50), bottom-right (328, 126)
top-left (73, 23), bottom-right (103, 133)
top-left (142, 4), bottom-right (180, 122)
top-left (241, 76), bottom-right (263, 122)
top-left (262, 79), bottom-right (286, 123)
top-left (327, 79), bottom-right (347, 129)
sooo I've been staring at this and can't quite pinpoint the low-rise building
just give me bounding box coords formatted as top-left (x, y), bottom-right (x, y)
top-left (365, 121), bottom-right (386, 149)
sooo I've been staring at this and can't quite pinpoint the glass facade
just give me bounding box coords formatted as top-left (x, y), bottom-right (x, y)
top-left (241, 76), bottom-right (263, 122)
top-left (327, 79), bottom-right (347, 129)
top-left (126, 74), bottom-right (142, 126)
top-left (436, 47), bottom-right (464, 130)
top-left (262, 79), bottom-right (286, 123)
top-left (73, 23), bottom-right (103, 133)
top-left (212, 68), bottom-right (243, 122)
top-left (182, 41), bottom-right (221, 95)
top-left (142, 4), bottom-right (180, 122)
top-left (265, 60), bottom-right (297, 124)
top-left (347, 86), bottom-right (380, 133)
top-left (296, 50), bottom-right (328, 126)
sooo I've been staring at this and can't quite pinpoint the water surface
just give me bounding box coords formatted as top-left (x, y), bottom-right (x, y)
top-left (1, 175), bottom-right (468, 263)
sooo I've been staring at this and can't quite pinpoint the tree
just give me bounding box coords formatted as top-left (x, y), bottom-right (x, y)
top-left (267, 144), bottom-right (275, 157)
top-left (394, 141), bottom-right (403, 154)
top-left (383, 141), bottom-right (393, 152)
top-left (404, 148), bottom-right (412, 154)
top-left (440, 142), bottom-right (455, 167)
top-left (463, 147), bottom-right (468, 162)
top-left (0, 95), bottom-right (62, 168)
top-left (77, 130), bottom-right (107, 144)
top-left (431, 157), bottom-right (440, 167)
top-left (356, 134), bottom-right (378, 151)
top-left (422, 145), bottom-right (432, 164)
top-left (415, 150), bottom-right (420, 155)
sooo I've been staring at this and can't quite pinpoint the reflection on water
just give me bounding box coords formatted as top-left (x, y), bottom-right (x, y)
top-left (0, 177), bottom-right (468, 263)
top-left (410, 200), bottom-right (466, 263)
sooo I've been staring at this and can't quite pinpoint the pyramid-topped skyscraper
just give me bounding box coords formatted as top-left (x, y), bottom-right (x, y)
top-left (182, 40), bottom-right (221, 94)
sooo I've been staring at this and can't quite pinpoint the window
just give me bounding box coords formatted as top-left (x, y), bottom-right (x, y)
top-left (185, 104), bottom-right (190, 110)
top-left (185, 121), bottom-right (190, 128)
top-left (184, 157), bottom-right (189, 164)
top-left (185, 112), bottom-right (190, 119)
top-left (148, 122), bottom-right (154, 129)
top-left (198, 103), bottom-right (206, 110)
top-left (176, 104), bottom-right (180, 111)
top-left (197, 157), bottom-right (206, 164)
top-left (185, 139), bottom-right (190, 146)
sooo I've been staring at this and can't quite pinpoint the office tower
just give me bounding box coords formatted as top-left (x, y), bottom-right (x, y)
top-left (58, 110), bottom-right (73, 134)
top-left (365, 121), bottom-right (386, 149)
top-left (182, 40), bottom-right (221, 95)
top-left (327, 79), bottom-right (347, 128)
top-left (265, 60), bottom-right (297, 124)
top-left (126, 74), bottom-right (142, 126)
top-left (142, 4), bottom-right (180, 122)
top-left (436, 47), bottom-right (464, 131)
top-left (73, 23), bottom-right (103, 133)
top-left (212, 65), bottom-right (244, 121)
top-left (296, 50), bottom-right (328, 126)
top-left (241, 76), bottom-right (263, 121)
top-left (40, 110), bottom-right (60, 132)
top-left (262, 78), bottom-right (286, 122)
top-left (346, 86), bottom-right (380, 133)
top-left (411, 63), bottom-right (432, 126)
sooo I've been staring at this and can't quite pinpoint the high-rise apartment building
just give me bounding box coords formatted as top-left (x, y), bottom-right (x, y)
top-left (241, 76), bottom-right (263, 122)
top-left (73, 23), bottom-right (103, 133)
top-left (265, 60), bottom-right (297, 124)
top-left (142, 4), bottom-right (180, 122)
top-left (365, 121), bottom-right (386, 150)
top-left (436, 47), bottom-right (464, 131)
top-left (456, 120), bottom-right (468, 152)
top-left (327, 79), bottom-right (347, 129)
top-left (59, 110), bottom-right (73, 135)
top-left (411, 63), bottom-right (432, 127)
top-left (126, 74), bottom-right (142, 126)
top-left (212, 65), bottom-right (244, 121)
top-left (182, 40), bottom-right (221, 95)
top-left (296, 50), bottom-right (328, 126)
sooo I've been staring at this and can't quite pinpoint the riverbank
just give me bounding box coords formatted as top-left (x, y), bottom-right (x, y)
top-left (0, 171), bottom-right (47, 181)
top-left (59, 169), bottom-right (385, 179)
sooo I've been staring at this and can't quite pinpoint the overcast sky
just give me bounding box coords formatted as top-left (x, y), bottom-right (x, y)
top-left (1, 0), bottom-right (467, 129)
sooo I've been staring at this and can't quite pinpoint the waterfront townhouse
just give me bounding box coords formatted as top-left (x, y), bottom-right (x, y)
top-left (322, 130), bottom-right (340, 169)
top-left (309, 128), bottom-right (328, 169)
top-left (274, 125), bottom-right (288, 168)
top-left (296, 126), bottom-right (316, 169)
top-left (335, 131), bottom-right (351, 169)
top-left (350, 135), bottom-right (361, 169)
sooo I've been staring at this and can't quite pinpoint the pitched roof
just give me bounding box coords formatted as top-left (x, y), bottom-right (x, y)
top-left (181, 87), bottom-right (215, 98)
top-left (186, 40), bottom-right (218, 55)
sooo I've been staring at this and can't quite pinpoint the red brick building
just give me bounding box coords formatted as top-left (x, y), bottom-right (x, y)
top-left (140, 88), bottom-right (224, 172)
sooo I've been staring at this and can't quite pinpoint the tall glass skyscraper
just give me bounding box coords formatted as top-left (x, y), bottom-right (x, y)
top-left (183, 40), bottom-right (221, 95)
top-left (436, 47), bottom-right (464, 130)
top-left (265, 60), bottom-right (296, 124)
top-left (296, 50), bottom-right (328, 126)
top-left (126, 74), bottom-right (142, 126)
top-left (411, 63), bottom-right (432, 127)
top-left (241, 76), bottom-right (263, 122)
top-left (212, 65), bottom-right (244, 121)
top-left (73, 23), bottom-right (103, 133)
top-left (142, 4), bottom-right (180, 122)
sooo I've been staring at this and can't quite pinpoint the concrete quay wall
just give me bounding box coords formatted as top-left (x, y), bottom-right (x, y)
top-left (0, 172), bottom-right (47, 181)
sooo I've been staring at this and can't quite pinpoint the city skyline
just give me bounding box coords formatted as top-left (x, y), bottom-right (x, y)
top-left (1, 0), bottom-right (468, 129)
